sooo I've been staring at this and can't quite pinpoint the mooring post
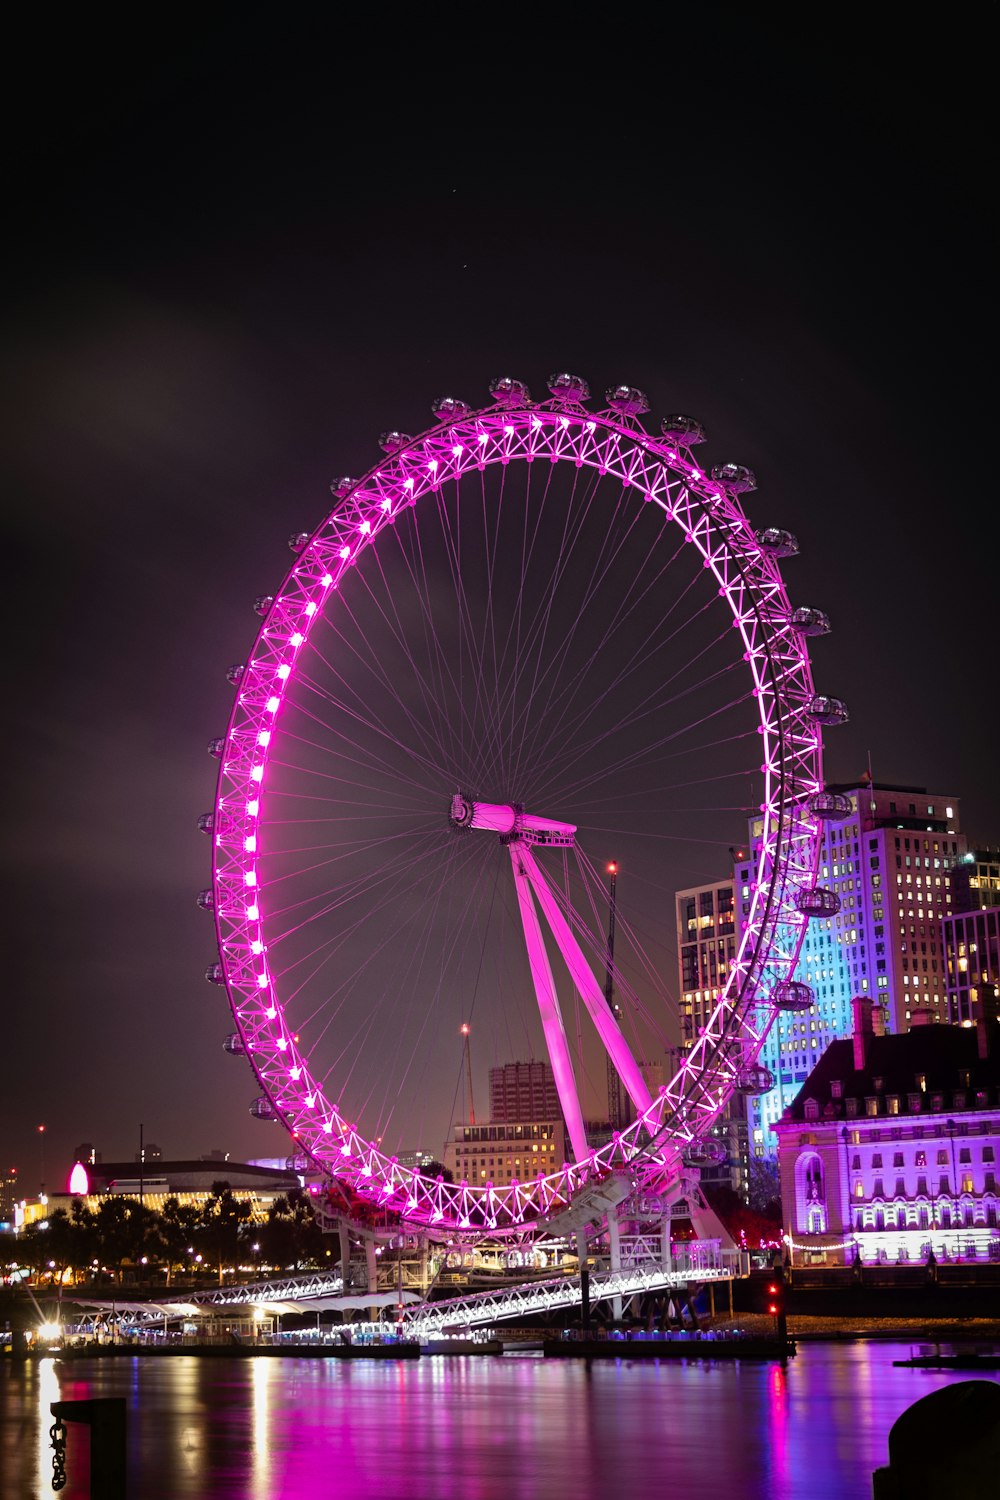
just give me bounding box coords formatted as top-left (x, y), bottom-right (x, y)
top-left (51, 1398), bottom-right (126, 1499)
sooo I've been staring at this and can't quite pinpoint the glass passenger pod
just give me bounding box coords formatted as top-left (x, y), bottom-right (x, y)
top-left (683, 1139), bottom-right (726, 1166)
top-left (605, 385), bottom-right (650, 415)
top-left (225, 663), bottom-right (246, 687)
top-left (489, 376), bottom-right (532, 405)
top-left (249, 1096), bottom-right (276, 1120)
top-left (205, 962), bottom-right (226, 984)
top-left (197, 812), bottom-right (215, 835)
top-left (379, 431), bottom-right (413, 454)
top-left (431, 396), bottom-right (473, 421)
top-left (790, 606), bottom-right (831, 637)
top-left (755, 527), bottom-right (799, 557)
top-left (196, 889), bottom-right (215, 911)
top-left (710, 463), bottom-right (757, 493)
top-left (547, 372), bottom-right (590, 402)
top-left (660, 414), bottom-right (706, 445)
top-left (253, 595), bottom-right (274, 618)
top-left (795, 886), bottom-right (842, 918)
top-left (223, 1032), bottom-right (247, 1056)
top-left (736, 1064), bottom-right (774, 1096)
top-left (771, 979), bottom-right (815, 1012)
top-left (807, 790), bottom-right (853, 822)
top-left (329, 476), bottom-right (356, 498)
top-left (288, 532), bottom-right (310, 554)
top-left (207, 737), bottom-right (226, 759)
top-left (807, 695), bottom-right (849, 727)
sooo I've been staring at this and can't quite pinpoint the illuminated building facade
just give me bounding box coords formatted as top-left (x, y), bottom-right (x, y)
top-left (775, 998), bottom-right (1000, 1266)
top-left (674, 879), bottom-right (748, 1199)
top-left (736, 780), bottom-right (966, 1157)
top-left (443, 1120), bottom-right (566, 1186)
top-left (489, 1060), bottom-right (562, 1123)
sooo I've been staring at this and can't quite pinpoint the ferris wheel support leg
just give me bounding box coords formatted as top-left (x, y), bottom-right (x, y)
top-left (607, 1216), bottom-right (623, 1322)
top-left (516, 844), bottom-right (654, 1118)
top-left (509, 848), bottom-right (591, 1164)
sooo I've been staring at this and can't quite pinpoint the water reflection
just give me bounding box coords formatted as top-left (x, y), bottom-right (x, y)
top-left (0, 1344), bottom-right (989, 1500)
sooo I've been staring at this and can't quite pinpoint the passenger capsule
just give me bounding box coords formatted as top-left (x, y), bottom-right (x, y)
top-left (807, 695), bottom-right (849, 727)
top-left (660, 414), bottom-right (706, 445)
top-left (197, 888), bottom-right (215, 911)
top-left (796, 885), bottom-right (842, 918)
top-left (197, 812), bottom-right (215, 835)
top-left (205, 962), bottom-right (226, 984)
top-left (606, 385), bottom-right (650, 415)
top-left (489, 376), bottom-right (532, 405)
top-left (225, 663), bottom-right (246, 687)
top-left (683, 1139), bottom-right (726, 1166)
top-left (790, 607), bottom-right (831, 636)
top-left (431, 396), bottom-right (473, 421)
top-left (771, 979), bottom-right (815, 1012)
top-left (807, 790), bottom-right (853, 821)
top-left (379, 431), bottom-right (412, 453)
top-left (330, 476), bottom-right (356, 498)
top-left (249, 1096), bottom-right (276, 1120)
top-left (223, 1031), bottom-right (246, 1056)
top-left (735, 1064), bottom-right (774, 1096)
top-left (254, 595), bottom-right (274, 617)
top-left (207, 737), bottom-right (226, 759)
top-left (710, 463), bottom-right (757, 493)
top-left (288, 532), bottom-right (310, 554)
top-left (547, 372), bottom-right (590, 402)
top-left (755, 527), bottom-right (799, 558)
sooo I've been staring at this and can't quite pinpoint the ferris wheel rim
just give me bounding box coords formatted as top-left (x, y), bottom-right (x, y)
top-left (208, 389), bottom-right (826, 1231)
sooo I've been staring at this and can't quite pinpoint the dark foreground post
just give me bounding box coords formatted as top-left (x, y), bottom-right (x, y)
top-left (51, 1398), bottom-right (127, 1498)
top-left (872, 1380), bottom-right (1000, 1499)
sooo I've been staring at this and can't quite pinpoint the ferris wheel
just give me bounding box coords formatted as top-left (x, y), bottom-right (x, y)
top-left (200, 374), bottom-right (846, 1234)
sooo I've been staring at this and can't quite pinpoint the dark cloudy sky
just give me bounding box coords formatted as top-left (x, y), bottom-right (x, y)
top-left (2, 9), bottom-right (995, 1196)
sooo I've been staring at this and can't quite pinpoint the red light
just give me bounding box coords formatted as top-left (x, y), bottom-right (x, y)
top-left (768, 1304), bottom-right (778, 1315)
top-left (608, 862), bottom-right (617, 874)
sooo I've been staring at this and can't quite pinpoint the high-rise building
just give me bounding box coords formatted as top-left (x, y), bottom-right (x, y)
top-left (736, 779), bottom-right (966, 1158)
top-left (489, 1060), bottom-right (561, 1124)
top-left (674, 879), bottom-right (748, 1200)
top-left (944, 905), bottom-right (1000, 1026)
top-left (1, 1166), bottom-right (18, 1223)
top-left (675, 880), bottom-right (738, 1050)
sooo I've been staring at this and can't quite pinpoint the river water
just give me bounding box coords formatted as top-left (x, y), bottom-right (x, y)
top-left (0, 1342), bottom-right (992, 1499)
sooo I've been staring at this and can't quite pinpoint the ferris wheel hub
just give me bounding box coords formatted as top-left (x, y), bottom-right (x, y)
top-left (448, 794), bottom-right (576, 848)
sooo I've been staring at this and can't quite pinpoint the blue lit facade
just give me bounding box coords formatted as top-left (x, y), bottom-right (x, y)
top-left (735, 781), bottom-right (965, 1158)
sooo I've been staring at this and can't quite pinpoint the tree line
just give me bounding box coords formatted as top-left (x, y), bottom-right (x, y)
top-left (9, 1183), bottom-right (326, 1286)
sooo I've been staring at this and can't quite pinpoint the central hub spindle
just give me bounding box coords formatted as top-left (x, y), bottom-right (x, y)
top-left (448, 794), bottom-right (576, 848)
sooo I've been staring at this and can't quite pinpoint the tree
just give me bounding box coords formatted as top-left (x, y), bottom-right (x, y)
top-left (260, 1189), bottom-right (323, 1271)
top-left (200, 1182), bottom-right (252, 1284)
top-left (159, 1197), bottom-right (202, 1286)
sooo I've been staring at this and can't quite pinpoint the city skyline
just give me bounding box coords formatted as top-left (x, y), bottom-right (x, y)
top-left (2, 14), bottom-right (995, 1192)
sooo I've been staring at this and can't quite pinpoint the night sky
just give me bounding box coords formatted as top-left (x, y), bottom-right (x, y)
top-left (3, 11), bottom-right (995, 1196)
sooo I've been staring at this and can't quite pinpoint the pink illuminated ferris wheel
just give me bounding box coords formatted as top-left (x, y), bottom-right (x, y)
top-left (201, 375), bottom-right (845, 1233)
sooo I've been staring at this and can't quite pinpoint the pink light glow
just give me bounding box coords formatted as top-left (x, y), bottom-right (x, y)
top-left (257, 973), bottom-right (268, 987)
top-left (250, 766), bottom-right (264, 781)
top-left (305, 602), bottom-right (317, 615)
top-left (257, 731), bottom-right (270, 747)
top-left (244, 871), bottom-right (257, 887)
top-left (321, 573), bottom-right (333, 585)
top-left (290, 632), bottom-right (304, 647)
top-left (277, 664), bottom-right (291, 679)
top-left (68, 1162), bottom-right (89, 1195)
top-left (246, 904), bottom-right (259, 920)
top-left (247, 800), bottom-right (259, 816)
top-left (266, 697), bottom-right (279, 713)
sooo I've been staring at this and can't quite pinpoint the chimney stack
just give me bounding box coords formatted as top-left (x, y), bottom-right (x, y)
top-left (852, 995), bottom-right (876, 1072)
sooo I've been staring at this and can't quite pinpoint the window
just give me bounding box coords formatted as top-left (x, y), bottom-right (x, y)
top-left (871, 1153), bottom-right (882, 1169)
top-left (915, 1151), bottom-right (927, 1167)
top-left (893, 1152), bottom-right (905, 1167)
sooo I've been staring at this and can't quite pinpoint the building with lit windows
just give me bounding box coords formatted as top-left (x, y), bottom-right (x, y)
top-left (443, 1120), bottom-right (566, 1186)
top-left (676, 880), bottom-right (737, 1050)
top-left (735, 779), bottom-right (966, 1158)
top-left (1, 1167), bottom-right (18, 1225)
top-left (489, 1060), bottom-right (562, 1123)
top-left (775, 998), bottom-right (1000, 1266)
top-left (673, 879), bottom-right (748, 1199)
top-left (944, 906), bottom-right (1000, 1026)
